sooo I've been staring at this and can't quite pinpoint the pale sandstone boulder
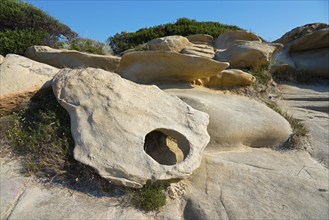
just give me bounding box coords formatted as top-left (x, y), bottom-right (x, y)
top-left (164, 87), bottom-right (292, 150)
top-left (214, 31), bottom-right (262, 50)
top-left (145, 35), bottom-right (192, 53)
top-left (187, 34), bottom-right (214, 45)
top-left (52, 68), bottom-right (210, 188)
top-left (181, 44), bottom-right (215, 59)
top-left (274, 23), bottom-right (328, 45)
top-left (117, 51), bottom-right (229, 84)
top-left (195, 69), bottom-right (256, 88)
top-left (271, 27), bottom-right (329, 78)
top-left (25, 46), bottom-right (120, 71)
top-left (0, 54), bottom-right (59, 114)
top-left (0, 55), bottom-right (4, 65)
top-left (215, 40), bottom-right (276, 68)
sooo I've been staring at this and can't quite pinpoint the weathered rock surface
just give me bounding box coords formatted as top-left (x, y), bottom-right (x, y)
top-left (145, 35), bottom-right (192, 53)
top-left (271, 25), bottom-right (329, 78)
top-left (25, 46), bottom-right (120, 71)
top-left (52, 68), bottom-right (210, 188)
top-left (187, 34), bottom-right (214, 45)
top-left (0, 54), bottom-right (59, 115)
top-left (195, 69), bottom-right (256, 88)
top-left (175, 149), bottom-right (329, 219)
top-left (0, 55), bottom-right (4, 65)
top-left (181, 44), bottom-right (215, 59)
top-left (214, 31), bottom-right (261, 50)
top-left (117, 51), bottom-right (229, 84)
top-left (164, 86), bottom-right (292, 150)
top-left (215, 40), bottom-right (276, 68)
top-left (278, 83), bottom-right (329, 167)
top-left (274, 23), bottom-right (329, 45)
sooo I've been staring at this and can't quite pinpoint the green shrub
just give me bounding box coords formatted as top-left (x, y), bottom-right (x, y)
top-left (127, 180), bottom-right (169, 211)
top-left (250, 63), bottom-right (272, 85)
top-left (61, 38), bottom-right (112, 55)
top-left (107, 17), bottom-right (242, 54)
top-left (0, 0), bottom-right (77, 55)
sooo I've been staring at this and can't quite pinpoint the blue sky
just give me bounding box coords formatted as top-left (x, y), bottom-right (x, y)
top-left (25, 1), bottom-right (328, 42)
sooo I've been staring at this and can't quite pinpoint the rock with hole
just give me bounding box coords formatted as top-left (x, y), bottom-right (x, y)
top-left (52, 68), bottom-right (210, 188)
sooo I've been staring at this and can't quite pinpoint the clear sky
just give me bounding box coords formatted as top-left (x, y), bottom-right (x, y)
top-left (25, 0), bottom-right (328, 43)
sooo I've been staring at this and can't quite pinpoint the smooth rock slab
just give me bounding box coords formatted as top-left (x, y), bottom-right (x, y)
top-left (0, 54), bottom-right (59, 115)
top-left (52, 68), bottom-right (210, 188)
top-left (164, 87), bottom-right (292, 150)
top-left (25, 46), bottom-right (121, 72)
top-left (117, 51), bottom-right (229, 84)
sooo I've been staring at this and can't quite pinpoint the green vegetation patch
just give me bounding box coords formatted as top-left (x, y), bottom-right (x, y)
top-left (127, 180), bottom-right (169, 211)
top-left (107, 17), bottom-right (242, 54)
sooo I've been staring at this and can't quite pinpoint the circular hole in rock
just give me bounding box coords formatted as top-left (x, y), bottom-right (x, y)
top-left (144, 129), bottom-right (190, 165)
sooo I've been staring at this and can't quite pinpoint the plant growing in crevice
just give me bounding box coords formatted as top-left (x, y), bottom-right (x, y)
top-left (265, 101), bottom-right (308, 150)
top-left (250, 63), bottom-right (272, 86)
top-left (126, 180), bottom-right (169, 211)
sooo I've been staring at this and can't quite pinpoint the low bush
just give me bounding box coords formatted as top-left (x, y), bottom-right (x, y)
top-left (107, 17), bottom-right (242, 54)
top-left (127, 180), bottom-right (169, 211)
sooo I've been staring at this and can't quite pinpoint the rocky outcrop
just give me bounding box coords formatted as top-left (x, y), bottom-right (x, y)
top-left (145, 35), bottom-right (192, 53)
top-left (194, 69), bottom-right (256, 88)
top-left (215, 40), bottom-right (276, 68)
top-left (25, 46), bottom-right (120, 71)
top-left (52, 68), bottom-right (210, 188)
top-left (214, 31), bottom-right (261, 50)
top-left (117, 51), bottom-right (229, 84)
top-left (274, 23), bottom-right (329, 45)
top-left (0, 54), bottom-right (59, 115)
top-left (181, 44), bottom-right (215, 59)
top-left (271, 24), bottom-right (329, 78)
top-left (0, 55), bottom-right (4, 65)
top-left (187, 34), bottom-right (214, 45)
top-left (165, 87), bottom-right (292, 150)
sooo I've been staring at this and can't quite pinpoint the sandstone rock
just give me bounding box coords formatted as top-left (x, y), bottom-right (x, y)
top-left (178, 149), bottom-right (329, 219)
top-left (278, 84), bottom-right (329, 167)
top-left (181, 44), bottom-right (215, 59)
top-left (0, 55), bottom-right (4, 65)
top-left (145, 35), bottom-right (192, 53)
top-left (52, 68), bottom-right (210, 188)
top-left (214, 31), bottom-right (262, 50)
top-left (271, 26), bottom-right (329, 78)
top-left (275, 23), bottom-right (329, 45)
top-left (215, 40), bottom-right (276, 68)
top-left (25, 46), bottom-right (120, 71)
top-left (187, 34), bottom-right (214, 45)
top-left (0, 54), bottom-right (59, 115)
top-left (117, 51), bottom-right (229, 84)
top-left (196, 69), bottom-right (256, 88)
top-left (165, 87), bottom-right (292, 150)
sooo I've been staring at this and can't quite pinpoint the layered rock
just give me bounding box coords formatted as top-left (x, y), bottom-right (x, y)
top-left (52, 68), bottom-right (210, 188)
top-left (195, 69), bottom-right (256, 88)
top-left (271, 25), bottom-right (329, 78)
top-left (187, 34), bottom-right (214, 45)
top-left (214, 31), bottom-right (261, 50)
top-left (274, 23), bottom-right (329, 45)
top-left (181, 44), bottom-right (215, 59)
top-left (25, 46), bottom-right (120, 71)
top-left (165, 87), bottom-right (292, 150)
top-left (215, 40), bottom-right (276, 68)
top-left (117, 51), bottom-right (229, 84)
top-left (0, 54), bottom-right (59, 115)
top-left (145, 35), bottom-right (192, 53)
